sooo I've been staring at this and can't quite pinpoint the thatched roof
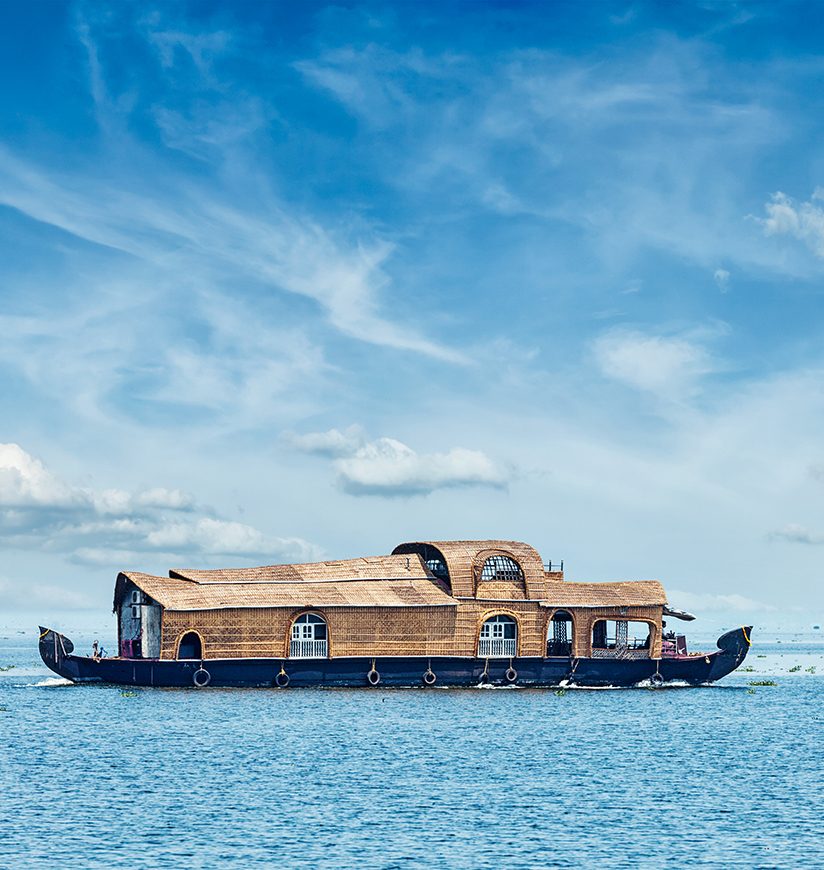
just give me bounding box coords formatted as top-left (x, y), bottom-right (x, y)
top-left (112, 541), bottom-right (667, 614)
top-left (169, 555), bottom-right (440, 585)
top-left (115, 553), bottom-right (456, 612)
top-left (542, 580), bottom-right (666, 608)
top-left (392, 539), bottom-right (549, 598)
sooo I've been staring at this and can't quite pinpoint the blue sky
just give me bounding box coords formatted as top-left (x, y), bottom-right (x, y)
top-left (1, 1), bottom-right (823, 631)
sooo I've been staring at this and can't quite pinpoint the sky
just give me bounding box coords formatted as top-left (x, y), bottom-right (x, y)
top-left (1, 0), bottom-right (823, 634)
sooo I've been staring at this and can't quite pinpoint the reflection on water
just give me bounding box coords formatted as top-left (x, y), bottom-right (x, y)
top-left (1, 634), bottom-right (821, 867)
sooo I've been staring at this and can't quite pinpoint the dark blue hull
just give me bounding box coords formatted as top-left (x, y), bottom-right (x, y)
top-left (39, 626), bottom-right (751, 688)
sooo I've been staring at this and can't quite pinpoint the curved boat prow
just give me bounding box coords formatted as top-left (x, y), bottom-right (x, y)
top-left (708, 625), bottom-right (753, 682)
top-left (38, 626), bottom-right (77, 681)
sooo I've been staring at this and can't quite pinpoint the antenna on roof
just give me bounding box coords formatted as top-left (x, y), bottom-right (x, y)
top-left (406, 557), bottom-right (410, 570)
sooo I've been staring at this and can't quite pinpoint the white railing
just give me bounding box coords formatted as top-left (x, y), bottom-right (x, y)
top-left (478, 638), bottom-right (517, 658)
top-left (289, 639), bottom-right (328, 659)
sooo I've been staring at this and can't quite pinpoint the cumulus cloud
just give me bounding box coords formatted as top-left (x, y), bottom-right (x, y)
top-left (759, 191), bottom-right (824, 258)
top-left (769, 524), bottom-right (824, 546)
top-left (592, 327), bottom-right (717, 397)
top-left (286, 425), bottom-right (367, 458)
top-left (0, 444), bottom-right (83, 509)
top-left (145, 518), bottom-right (317, 560)
top-left (0, 444), bottom-right (316, 563)
top-left (291, 428), bottom-right (507, 496)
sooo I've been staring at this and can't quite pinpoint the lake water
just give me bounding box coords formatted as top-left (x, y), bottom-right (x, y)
top-left (1, 632), bottom-right (821, 868)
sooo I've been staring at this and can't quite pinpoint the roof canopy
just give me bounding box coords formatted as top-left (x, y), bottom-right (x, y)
top-left (112, 541), bottom-right (667, 613)
top-left (392, 540), bottom-right (549, 598)
top-left (542, 580), bottom-right (666, 608)
top-left (115, 553), bottom-right (456, 612)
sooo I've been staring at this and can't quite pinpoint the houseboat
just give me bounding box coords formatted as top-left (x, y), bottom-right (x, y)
top-left (39, 539), bottom-right (752, 688)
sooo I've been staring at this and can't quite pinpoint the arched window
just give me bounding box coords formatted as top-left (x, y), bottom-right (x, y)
top-left (478, 615), bottom-right (517, 658)
top-left (547, 610), bottom-right (574, 657)
top-left (177, 632), bottom-right (202, 660)
top-left (480, 555), bottom-right (524, 583)
top-left (290, 613), bottom-right (328, 659)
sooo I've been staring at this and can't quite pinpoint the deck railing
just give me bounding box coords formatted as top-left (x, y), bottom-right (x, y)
top-left (289, 639), bottom-right (328, 659)
top-left (478, 638), bottom-right (517, 658)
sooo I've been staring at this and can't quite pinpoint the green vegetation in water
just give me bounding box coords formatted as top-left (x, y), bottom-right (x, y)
top-left (0, 705), bottom-right (8, 712)
top-left (741, 666), bottom-right (754, 672)
top-left (748, 679), bottom-right (777, 687)
top-left (746, 689), bottom-right (756, 695)
top-left (806, 666), bottom-right (817, 674)
top-left (120, 690), bottom-right (137, 698)
top-left (0, 665), bottom-right (16, 672)
top-left (756, 655), bottom-right (767, 658)
top-left (554, 688), bottom-right (567, 697)
top-left (788, 665), bottom-right (802, 673)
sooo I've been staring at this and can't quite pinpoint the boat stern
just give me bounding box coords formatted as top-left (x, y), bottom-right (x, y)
top-left (38, 626), bottom-right (79, 682)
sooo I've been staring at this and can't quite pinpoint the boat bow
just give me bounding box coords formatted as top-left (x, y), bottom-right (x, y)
top-left (708, 625), bottom-right (753, 681)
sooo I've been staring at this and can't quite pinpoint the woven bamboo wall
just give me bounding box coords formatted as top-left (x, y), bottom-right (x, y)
top-left (158, 602), bottom-right (664, 660)
top-left (160, 606), bottom-right (459, 660)
top-left (474, 580), bottom-right (527, 600)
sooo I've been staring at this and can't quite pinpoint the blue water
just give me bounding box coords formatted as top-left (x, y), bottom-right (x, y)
top-left (1, 634), bottom-right (821, 868)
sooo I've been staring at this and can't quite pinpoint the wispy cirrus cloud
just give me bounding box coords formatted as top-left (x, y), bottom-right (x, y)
top-left (591, 326), bottom-right (721, 399)
top-left (768, 524), bottom-right (824, 546)
top-left (0, 145), bottom-right (460, 363)
top-left (290, 427), bottom-right (508, 496)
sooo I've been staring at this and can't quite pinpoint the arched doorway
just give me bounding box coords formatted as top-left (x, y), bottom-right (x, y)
top-left (177, 631), bottom-right (202, 660)
top-left (547, 610), bottom-right (574, 656)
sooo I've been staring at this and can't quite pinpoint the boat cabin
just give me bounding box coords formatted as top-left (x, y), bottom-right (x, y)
top-left (112, 539), bottom-right (674, 663)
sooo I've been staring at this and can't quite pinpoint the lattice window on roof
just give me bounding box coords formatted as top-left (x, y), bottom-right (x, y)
top-left (480, 555), bottom-right (524, 583)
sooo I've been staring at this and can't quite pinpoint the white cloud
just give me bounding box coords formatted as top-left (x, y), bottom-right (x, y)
top-left (0, 443), bottom-right (84, 509)
top-left (759, 191), bottom-right (824, 258)
top-left (145, 518), bottom-right (318, 560)
top-left (287, 425), bottom-right (367, 458)
top-left (291, 428), bottom-right (508, 496)
top-left (133, 488), bottom-right (197, 511)
top-left (769, 524), bottom-right (824, 546)
top-left (713, 268), bottom-right (730, 291)
top-left (592, 328), bottom-right (717, 397)
top-left (0, 444), bottom-right (315, 563)
top-left (0, 143), bottom-right (460, 363)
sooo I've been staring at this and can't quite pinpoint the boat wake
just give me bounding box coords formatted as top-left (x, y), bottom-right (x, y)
top-left (31, 677), bottom-right (74, 687)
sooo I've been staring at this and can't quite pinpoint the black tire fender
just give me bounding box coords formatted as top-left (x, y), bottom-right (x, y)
top-left (275, 671), bottom-right (290, 688)
top-left (423, 669), bottom-right (436, 686)
top-left (193, 668), bottom-right (211, 688)
top-left (367, 668), bottom-right (381, 686)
